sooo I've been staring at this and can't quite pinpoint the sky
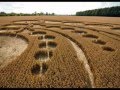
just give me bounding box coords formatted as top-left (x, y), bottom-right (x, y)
top-left (0, 2), bottom-right (120, 15)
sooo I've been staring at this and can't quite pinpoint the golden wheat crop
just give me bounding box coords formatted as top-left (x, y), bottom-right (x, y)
top-left (0, 16), bottom-right (120, 88)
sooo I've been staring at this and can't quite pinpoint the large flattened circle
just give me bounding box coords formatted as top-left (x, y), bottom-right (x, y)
top-left (0, 34), bottom-right (28, 68)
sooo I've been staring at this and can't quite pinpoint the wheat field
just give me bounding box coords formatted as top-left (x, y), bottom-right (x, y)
top-left (0, 16), bottom-right (120, 88)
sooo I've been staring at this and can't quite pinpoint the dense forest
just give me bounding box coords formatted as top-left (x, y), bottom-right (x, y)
top-left (76, 6), bottom-right (120, 17)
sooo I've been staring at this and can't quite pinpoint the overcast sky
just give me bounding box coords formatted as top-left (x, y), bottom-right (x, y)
top-left (0, 2), bottom-right (120, 15)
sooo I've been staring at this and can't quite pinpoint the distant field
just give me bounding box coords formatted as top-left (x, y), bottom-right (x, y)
top-left (0, 16), bottom-right (120, 88)
top-left (0, 16), bottom-right (120, 25)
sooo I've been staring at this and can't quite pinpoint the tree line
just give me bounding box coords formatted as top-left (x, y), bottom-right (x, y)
top-left (76, 6), bottom-right (120, 17)
top-left (0, 11), bottom-right (55, 16)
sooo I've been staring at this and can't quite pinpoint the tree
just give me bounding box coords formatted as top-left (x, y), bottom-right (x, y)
top-left (51, 13), bottom-right (55, 15)
top-left (76, 6), bottom-right (120, 17)
top-left (0, 12), bottom-right (6, 16)
top-left (46, 12), bottom-right (48, 15)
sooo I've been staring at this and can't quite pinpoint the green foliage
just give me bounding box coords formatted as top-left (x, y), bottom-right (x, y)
top-left (0, 11), bottom-right (56, 16)
top-left (76, 6), bottom-right (120, 17)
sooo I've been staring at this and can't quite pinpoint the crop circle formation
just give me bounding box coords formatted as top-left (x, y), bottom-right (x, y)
top-left (0, 17), bottom-right (118, 88)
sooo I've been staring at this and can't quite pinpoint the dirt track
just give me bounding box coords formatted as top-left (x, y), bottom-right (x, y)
top-left (68, 39), bottom-right (95, 88)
